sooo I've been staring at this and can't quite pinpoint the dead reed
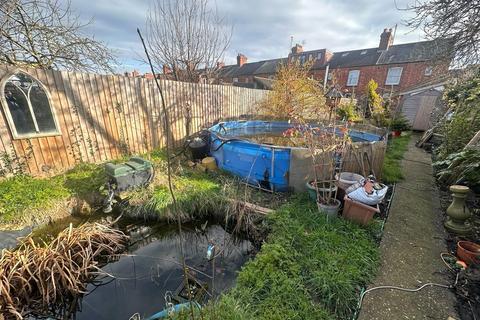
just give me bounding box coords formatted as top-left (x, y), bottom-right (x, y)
top-left (0, 222), bottom-right (128, 319)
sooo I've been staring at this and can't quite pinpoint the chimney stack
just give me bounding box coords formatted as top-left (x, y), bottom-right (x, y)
top-left (237, 54), bottom-right (247, 67)
top-left (291, 43), bottom-right (304, 55)
top-left (379, 28), bottom-right (394, 50)
top-left (162, 64), bottom-right (172, 74)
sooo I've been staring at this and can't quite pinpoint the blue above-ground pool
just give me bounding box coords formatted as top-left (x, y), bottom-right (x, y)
top-left (208, 120), bottom-right (383, 192)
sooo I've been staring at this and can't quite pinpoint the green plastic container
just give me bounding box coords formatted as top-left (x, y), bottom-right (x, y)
top-left (105, 157), bottom-right (153, 191)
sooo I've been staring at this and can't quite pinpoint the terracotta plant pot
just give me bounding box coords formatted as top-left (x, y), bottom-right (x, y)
top-left (342, 195), bottom-right (380, 225)
top-left (391, 130), bottom-right (401, 137)
top-left (457, 241), bottom-right (480, 266)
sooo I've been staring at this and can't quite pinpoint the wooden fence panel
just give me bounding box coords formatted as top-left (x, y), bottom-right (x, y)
top-left (0, 65), bottom-right (266, 176)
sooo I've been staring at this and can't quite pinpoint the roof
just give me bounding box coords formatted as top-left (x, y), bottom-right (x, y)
top-left (218, 38), bottom-right (452, 78)
top-left (326, 47), bottom-right (382, 69)
top-left (218, 58), bottom-right (286, 78)
top-left (376, 39), bottom-right (452, 65)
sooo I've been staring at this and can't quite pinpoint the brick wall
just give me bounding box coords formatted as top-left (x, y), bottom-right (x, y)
top-left (315, 61), bottom-right (449, 97)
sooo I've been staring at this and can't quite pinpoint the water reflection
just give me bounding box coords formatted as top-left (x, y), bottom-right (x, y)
top-left (75, 221), bottom-right (254, 320)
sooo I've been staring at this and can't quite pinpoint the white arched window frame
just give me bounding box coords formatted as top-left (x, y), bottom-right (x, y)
top-left (1, 70), bottom-right (61, 139)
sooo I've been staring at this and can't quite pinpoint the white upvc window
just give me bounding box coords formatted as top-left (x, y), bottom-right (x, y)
top-left (386, 67), bottom-right (403, 85)
top-left (233, 77), bottom-right (238, 82)
top-left (1, 71), bottom-right (60, 139)
top-left (424, 66), bottom-right (433, 76)
top-left (347, 70), bottom-right (360, 86)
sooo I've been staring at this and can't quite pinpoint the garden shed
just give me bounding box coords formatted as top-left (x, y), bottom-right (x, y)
top-left (398, 81), bottom-right (447, 131)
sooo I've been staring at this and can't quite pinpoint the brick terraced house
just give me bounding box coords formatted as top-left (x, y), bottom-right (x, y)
top-left (218, 28), bottom-right (452, 98)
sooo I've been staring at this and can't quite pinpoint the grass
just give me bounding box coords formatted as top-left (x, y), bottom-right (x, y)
top-left (382, 133), bottom-right (411, 184)
top-left (1, 147), bottom-right (381, 318)
top-left (176, 194), bottom-right (380, 320)
top-left (0, 175), bottom-right (71, 223)
top-left (0, 163), bottom-right (105, 227)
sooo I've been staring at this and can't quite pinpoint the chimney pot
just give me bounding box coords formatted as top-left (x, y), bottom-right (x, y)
top-left (237, 54), bottom-right (247, 67)
top-left (291, 43), bottom-right (304, 55)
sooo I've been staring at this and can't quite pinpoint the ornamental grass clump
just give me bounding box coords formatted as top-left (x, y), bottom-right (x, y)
top-left (0, 222), bottom-right (128, 319)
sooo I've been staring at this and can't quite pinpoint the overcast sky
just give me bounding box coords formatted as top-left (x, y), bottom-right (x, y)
top-left (70, 0), bottom-right (425, 73)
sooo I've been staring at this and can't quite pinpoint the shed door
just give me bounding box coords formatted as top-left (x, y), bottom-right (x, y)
top-left (412, 94), bottom-right (439, 131)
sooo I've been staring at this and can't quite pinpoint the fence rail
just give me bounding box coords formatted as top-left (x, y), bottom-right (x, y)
top-left (0, 65), bottom-right (266, 176)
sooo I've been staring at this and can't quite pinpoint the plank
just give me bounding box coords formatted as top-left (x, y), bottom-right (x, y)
top-left (94, 73), bottom-right (117, 159)
top-left (85, 72), bottom-right (109, 160)
top-left (44, 69), bottom-right (75, 168)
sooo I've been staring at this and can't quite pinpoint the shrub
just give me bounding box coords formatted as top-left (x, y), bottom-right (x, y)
top-left (437, 73), bottom-right (480, 159)
top-left (389, 114), bottom-right (411, 131)
top-left (434, 149), bottom-right (480, 188)
top-left (337, 100), bottom-right (361, 121)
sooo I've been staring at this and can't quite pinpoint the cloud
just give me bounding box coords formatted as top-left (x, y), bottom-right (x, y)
top-left (69, 0), bottom-right (425, 72)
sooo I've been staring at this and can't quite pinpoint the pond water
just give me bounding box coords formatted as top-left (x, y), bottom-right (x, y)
top-left (73, 220), bottom-right (255, 320)
top-left (217, 126), bottom-right (372, 147)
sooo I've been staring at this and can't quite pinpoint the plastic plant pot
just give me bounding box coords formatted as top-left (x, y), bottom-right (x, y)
top-left (336, 172), bottom-right (364, 191)
top-left (457, 241), bottom-right (480, 266)
top-left (318, 198), bottom-right (341, 219)
top-left (306, 181), bottom-right (338, 202)
top-left (342, 195), bottom-right (380, 225)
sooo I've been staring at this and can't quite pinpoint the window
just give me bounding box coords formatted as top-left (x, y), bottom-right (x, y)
top-left (424, 66), bottom-right (433, 76)
top-left (360, 50), bottom-right (368, 55)
top-left (233, 77), bottom-right (238, 82)
top-left (317, 52), bottom-right (322, 60)
top-left (308, 54), bottom-right (313, 61)
top-left (385, 67), bottom-right (403, 85)
top-left (1, 71), bottom-right (60, 139)
top-left (341, 52), bottom-right (349, 57)
top-left (300, 55), bottom-right (306, 64)
top-left (245, 78), bottom-right (249, 83)
top-left (347, 70), bottom-right (360, 86)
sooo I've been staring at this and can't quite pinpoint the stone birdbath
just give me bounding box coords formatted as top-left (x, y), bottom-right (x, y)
top-left (444, 185), bottom-right (472, 235)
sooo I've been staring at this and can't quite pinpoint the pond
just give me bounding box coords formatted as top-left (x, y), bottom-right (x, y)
top-left (73, 220), bottom-right (255, 320)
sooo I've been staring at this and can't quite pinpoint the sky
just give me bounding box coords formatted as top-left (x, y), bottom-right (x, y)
top-left (70, 0), bottom-right (426, 73)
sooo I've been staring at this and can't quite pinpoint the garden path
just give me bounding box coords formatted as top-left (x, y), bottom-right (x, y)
top-left (359, 134), bottom-right (458, 320)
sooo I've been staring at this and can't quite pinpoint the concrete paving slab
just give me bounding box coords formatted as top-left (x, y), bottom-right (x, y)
top-left (358, 134), bottom-right (458, 320)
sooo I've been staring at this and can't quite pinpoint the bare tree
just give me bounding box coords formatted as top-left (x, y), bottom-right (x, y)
top-left (403, 0), bottom-right (480, 67)
top-left (0, 0), bottom-right (116, 72)
top-left (147, 0), bottom-right (231, 82)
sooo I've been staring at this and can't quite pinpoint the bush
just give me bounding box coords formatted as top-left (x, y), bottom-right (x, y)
top-left (337, 100), bottom-right (362, 121)
top-left (434, 149), bottom-right (480, 189)
top-left (437, 74), bottom-right (480, 159)
top-left (389, 114), bottom-right (411, 131)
